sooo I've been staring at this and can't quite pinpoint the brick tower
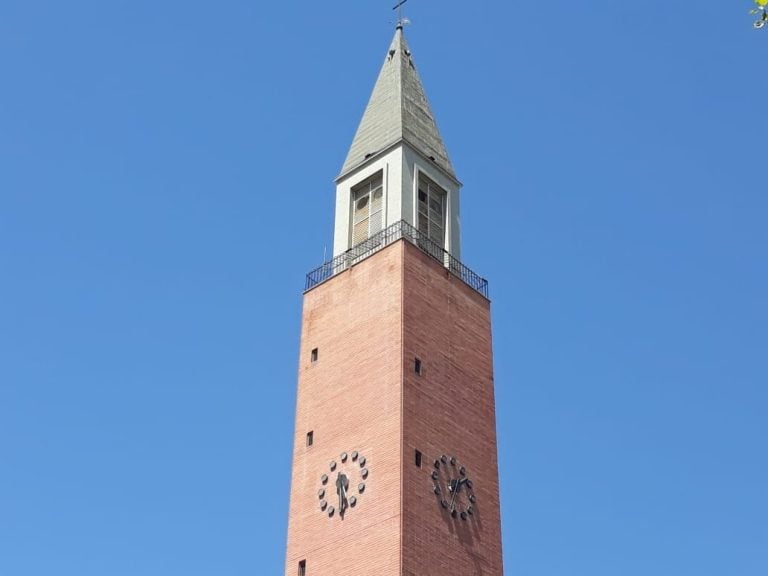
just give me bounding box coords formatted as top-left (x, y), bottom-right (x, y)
top-left (284, 23), bottom-right (504, 576)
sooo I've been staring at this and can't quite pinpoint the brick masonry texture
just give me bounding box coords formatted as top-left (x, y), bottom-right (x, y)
top-left (285, 241), bottom-right (503, 575)
top-left (401, 242), bottom-right (503, 576)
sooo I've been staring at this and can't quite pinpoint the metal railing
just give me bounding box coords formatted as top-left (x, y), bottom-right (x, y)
top-left (305, 220), bottom-right (489, 298)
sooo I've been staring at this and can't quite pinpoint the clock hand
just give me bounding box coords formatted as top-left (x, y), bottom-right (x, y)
top-left (336, 474), bottom-right (342, 513)
top-left (336, 473), bottom-right (348, 516)
top-left (449, 478), bottom-right (459, 512)
top-left (450, 477), bottom-right (468, 512)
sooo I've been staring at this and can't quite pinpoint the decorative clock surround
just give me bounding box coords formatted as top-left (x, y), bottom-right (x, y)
top-left (317, 450), bottom-right (369, 519)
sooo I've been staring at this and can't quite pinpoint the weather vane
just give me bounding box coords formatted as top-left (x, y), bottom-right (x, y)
top-left (393, 0), bottom-right (411, 28)
top-left (751, 0), bottom-right (768, 28)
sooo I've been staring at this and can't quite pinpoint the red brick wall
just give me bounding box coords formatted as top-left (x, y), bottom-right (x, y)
top-left (285, 241), bottom-right (503, 575)
top-left (285, 246), bottom-right (405, 576)
top-left (401, 241), bottom-right (504, 575)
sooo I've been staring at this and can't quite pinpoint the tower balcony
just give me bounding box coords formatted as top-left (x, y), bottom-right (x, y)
top-left (305, 220), bottom-right (489, 299)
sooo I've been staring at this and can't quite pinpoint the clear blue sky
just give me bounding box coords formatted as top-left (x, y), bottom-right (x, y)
top-left (1, 1), bottom-right (766, 574)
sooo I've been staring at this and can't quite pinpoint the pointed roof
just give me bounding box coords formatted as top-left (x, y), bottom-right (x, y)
top-left (339, 26), bottom-right (456, 180)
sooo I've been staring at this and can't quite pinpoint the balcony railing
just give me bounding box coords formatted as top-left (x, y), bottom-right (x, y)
top-left (305, 220), bottom-right (489, 299)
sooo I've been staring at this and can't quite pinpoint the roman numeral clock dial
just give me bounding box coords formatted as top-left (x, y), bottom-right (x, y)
top-left (318, 451), bottom-right (369, 519)
top-left (431, 454), bottom-right (477, 520)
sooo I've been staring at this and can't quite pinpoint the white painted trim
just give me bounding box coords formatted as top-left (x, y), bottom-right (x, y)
top-left (384, 162), bottom-right (389, 232)
top-left (336, 137), bottom-right (462, 188)
top-left (412, 164), bottom-right (420, 228)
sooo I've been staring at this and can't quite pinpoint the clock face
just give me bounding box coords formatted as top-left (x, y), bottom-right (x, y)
top-left (431, 454), bottom-right (476, 520)
top-left (317, 450), bottom-right (369, 519)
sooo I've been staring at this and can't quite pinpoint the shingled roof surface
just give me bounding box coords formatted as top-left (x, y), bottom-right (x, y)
top-left (340, 27), bottom-right (455, 179)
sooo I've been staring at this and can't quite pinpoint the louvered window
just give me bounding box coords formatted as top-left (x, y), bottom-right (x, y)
top-left (417, 173), bottom-right (446, 248)
top-left (351, 172), bottom-right (384, 246)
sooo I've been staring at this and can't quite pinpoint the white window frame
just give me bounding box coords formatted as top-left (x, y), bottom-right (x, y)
top-left (414, 168), bottom-right (448, 251)
top-left (350, 170), bottom-right (385, 248)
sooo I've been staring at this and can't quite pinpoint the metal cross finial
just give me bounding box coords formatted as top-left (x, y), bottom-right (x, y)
top-left (393, 0), bottom-right (409, 28)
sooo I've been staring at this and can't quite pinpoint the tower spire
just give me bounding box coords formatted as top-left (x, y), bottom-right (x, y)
top-left (338, 24), bottom-right (455, 180)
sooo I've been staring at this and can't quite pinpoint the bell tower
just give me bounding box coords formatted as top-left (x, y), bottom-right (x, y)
top-left (284, 23), bottom-right (504, 576)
